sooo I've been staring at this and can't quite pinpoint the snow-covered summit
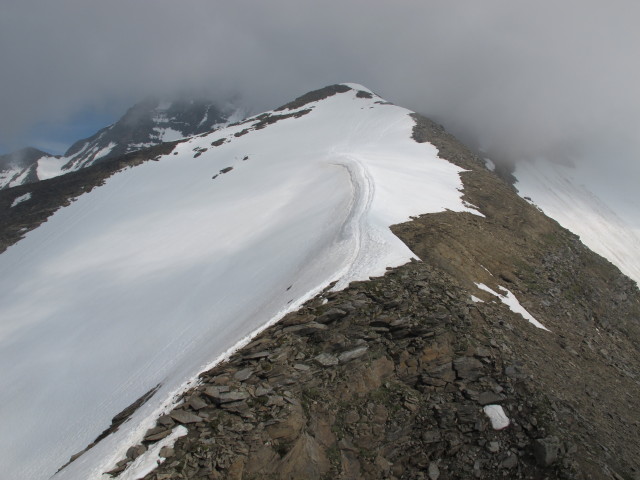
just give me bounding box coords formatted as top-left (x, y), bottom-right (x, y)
top-left (0, 83), bottom-right (477, 480)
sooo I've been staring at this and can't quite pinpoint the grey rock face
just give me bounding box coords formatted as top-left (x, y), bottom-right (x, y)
top-left (314, 353), bottom-right (339, 367)
top-left (478, 391), bottom-right (504, 406)
top-left (532, 436), bottom-right (560, 467)
top-left (169, 410), bottom-right (203, 424)
top-left (454, 356), bottom-right (484, 381)
top-left (338, 346), bottom-right (368, 363)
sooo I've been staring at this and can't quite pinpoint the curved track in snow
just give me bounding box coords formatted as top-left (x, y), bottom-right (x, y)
top-left (329, 154), bottom-right (376, 289)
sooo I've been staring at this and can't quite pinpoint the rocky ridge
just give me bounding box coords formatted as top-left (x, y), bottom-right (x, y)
top-left (1, 85), bottom-right (637, 479)
top-left (99, 113), bottom-right (640, 479)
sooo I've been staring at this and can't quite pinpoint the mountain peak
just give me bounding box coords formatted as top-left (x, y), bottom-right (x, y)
top-left (273, 83), bottom-right (379, 112)
top-left (1, 97), bottom-right (244, 190)
top-left (0, 147), bottom-right (52, 189)
top-left (60, 97), bottom-right (239, 171)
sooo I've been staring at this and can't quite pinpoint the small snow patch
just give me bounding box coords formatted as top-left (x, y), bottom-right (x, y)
top-left (463, 200), bottom-right (484, 216)
top-left (11, 192), bottom-right (31, 207)
top-left (130, 142), bottom-right (155, 150)
top-left (484, 158), bottom-right (496, 172)
top-left (470, 295), bottom-right (484, 303)
top-left (160, 128), bottom-right (184, 142)
top-left (117, 425), bottom-right (187, 480)
top-left (92, 142), bottom-right (116, 162)
top-left (475, 283), bottom-right (549, 331)
top-left (483, 404), bottom-right (510, 430)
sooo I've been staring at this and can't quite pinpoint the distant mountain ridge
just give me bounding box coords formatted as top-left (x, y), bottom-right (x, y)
top-left (0, 147), bottom-right (50, 188)
top-left (0, 98), bottom-right (242, 190)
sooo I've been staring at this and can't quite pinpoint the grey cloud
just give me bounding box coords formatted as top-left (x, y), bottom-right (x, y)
top-left (1, 0), bottom-right (639, 183)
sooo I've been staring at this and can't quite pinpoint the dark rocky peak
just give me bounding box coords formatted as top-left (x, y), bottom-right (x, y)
top-left (0, 147), bottom-right (51, 169)
top-left (62, 97), bottom-right (237, 171)
top-left (274, 84), bottom-right (354, 111)
top-left (0, 97), bottom-right (242, 191)
top-left (0, 147), bottom-right (54, 189)
top-left (274, 83), bottom-right (377, 111)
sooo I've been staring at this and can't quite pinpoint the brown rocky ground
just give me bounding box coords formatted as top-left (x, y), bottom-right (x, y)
top-left (99, 116), bottom-right (640, 480)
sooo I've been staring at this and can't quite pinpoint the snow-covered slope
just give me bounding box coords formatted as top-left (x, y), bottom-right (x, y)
top-left (514, 159), bottom-right (640, 285)
top-left (0, 84), bottom-right (478, 480)
top-left (1, 98), bottom-right (242, 190)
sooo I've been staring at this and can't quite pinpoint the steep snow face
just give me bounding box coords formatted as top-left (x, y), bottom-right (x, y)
top-left (0, 84), bottom-right (477, 480)
top-left (514, 159), bottom-right (640, 285)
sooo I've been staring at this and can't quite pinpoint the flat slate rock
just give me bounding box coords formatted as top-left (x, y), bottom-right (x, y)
top-left (170, 410), bottom-right (203, 424)
top-left (338, 346), bottom-right (368, 363)
top-left (314, 353), bottom-right (339, 367)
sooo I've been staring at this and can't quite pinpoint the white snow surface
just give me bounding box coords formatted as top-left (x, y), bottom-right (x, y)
top-left (37, 155), bottom-right (71, 180)
top-left (476, 283), bottom-right (549, 331)
top-left (118, 426), bottom-right (187, 480)
top-left (483, 404), bottom-right (510, 430)
top-left (91, 142), bottom-right (117, 163)
top-left (515, 158), bottom-right (640, 286)
top-left (10, 192), bottom-right (31, 207)
top-left (157, 127), bottom-right (184, 142)
top-left (8, 165), bottom-right (33, 188)
top-left (0, 165), bottom-right (23, 189)
top-left (484, 158), bottom-right (496, 172)
top-left (0, 84), bottom-right (478, 480)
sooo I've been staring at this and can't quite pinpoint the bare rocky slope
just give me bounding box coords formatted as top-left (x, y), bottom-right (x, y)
top-left (1, 89), bottom-right (638, 480)
top-left (102, 115), bottom-right (639, 479)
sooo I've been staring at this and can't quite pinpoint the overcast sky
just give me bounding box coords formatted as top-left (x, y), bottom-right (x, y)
top-left (1, 0), bottom-right (639, 186)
